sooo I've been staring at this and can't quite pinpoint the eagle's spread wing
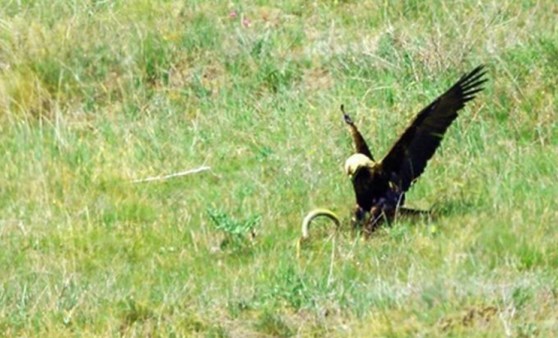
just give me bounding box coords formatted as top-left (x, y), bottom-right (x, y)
top-left (342, 105), bottom-right (374, 161)
top-left (380, 65), bottom-right (488, 192)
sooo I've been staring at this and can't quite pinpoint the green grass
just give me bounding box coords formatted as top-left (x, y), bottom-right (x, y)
top-left (1, 0), bottom-right (557, 336)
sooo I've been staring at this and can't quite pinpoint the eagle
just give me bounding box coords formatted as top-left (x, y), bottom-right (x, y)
top-left (343, 65), bottom-right (487, 233)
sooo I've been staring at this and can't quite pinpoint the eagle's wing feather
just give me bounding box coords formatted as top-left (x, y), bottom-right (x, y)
top-left (342, 105), bottom-right (374, 161)
top-left (380, 65), bottom-right (488, 192)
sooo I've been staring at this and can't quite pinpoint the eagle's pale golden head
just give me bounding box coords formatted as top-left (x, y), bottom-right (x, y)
top-left (344, 153), bottom-right (374, 178)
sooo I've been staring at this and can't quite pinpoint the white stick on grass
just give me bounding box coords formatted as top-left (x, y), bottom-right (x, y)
top-left (132, 166), bottom-right (211, 183)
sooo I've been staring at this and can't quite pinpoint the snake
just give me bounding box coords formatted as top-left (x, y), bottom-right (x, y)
top-left (300, 208), bottom-right (340, 240)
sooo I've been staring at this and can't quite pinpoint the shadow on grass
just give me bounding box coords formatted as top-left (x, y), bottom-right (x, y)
top-left (429, 198), bottom-right (477, 217)
top-left (319, 198), bottom-right (477, 239)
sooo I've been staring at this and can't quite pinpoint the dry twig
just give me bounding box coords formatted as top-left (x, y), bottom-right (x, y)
top-left (131, 166), bottom-right (211, 183)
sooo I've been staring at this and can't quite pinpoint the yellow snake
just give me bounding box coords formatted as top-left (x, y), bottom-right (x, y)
top-left (300, 208), bottom-right (340, 240)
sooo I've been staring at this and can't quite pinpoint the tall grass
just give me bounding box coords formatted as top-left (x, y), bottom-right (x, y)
top-left (1, 0), bottom-right (557, 336)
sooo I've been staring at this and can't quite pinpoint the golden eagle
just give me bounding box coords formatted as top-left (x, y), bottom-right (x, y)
top-left (343, 65), bottom-right (487, 232)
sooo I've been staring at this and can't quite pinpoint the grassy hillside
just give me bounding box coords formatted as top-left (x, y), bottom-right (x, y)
top-left (1, 1), bottom-right (557, 336)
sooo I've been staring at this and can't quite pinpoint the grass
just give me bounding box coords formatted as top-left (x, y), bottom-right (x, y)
top-left (1, 0), bottom-right (557, 336)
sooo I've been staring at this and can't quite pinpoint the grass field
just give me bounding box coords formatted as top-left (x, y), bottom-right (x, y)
top-left (1, 1), bottom-right (557, 336)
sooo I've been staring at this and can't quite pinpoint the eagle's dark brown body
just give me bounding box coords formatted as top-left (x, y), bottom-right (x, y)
top-left (343, 66), bottom-right (488, 232)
